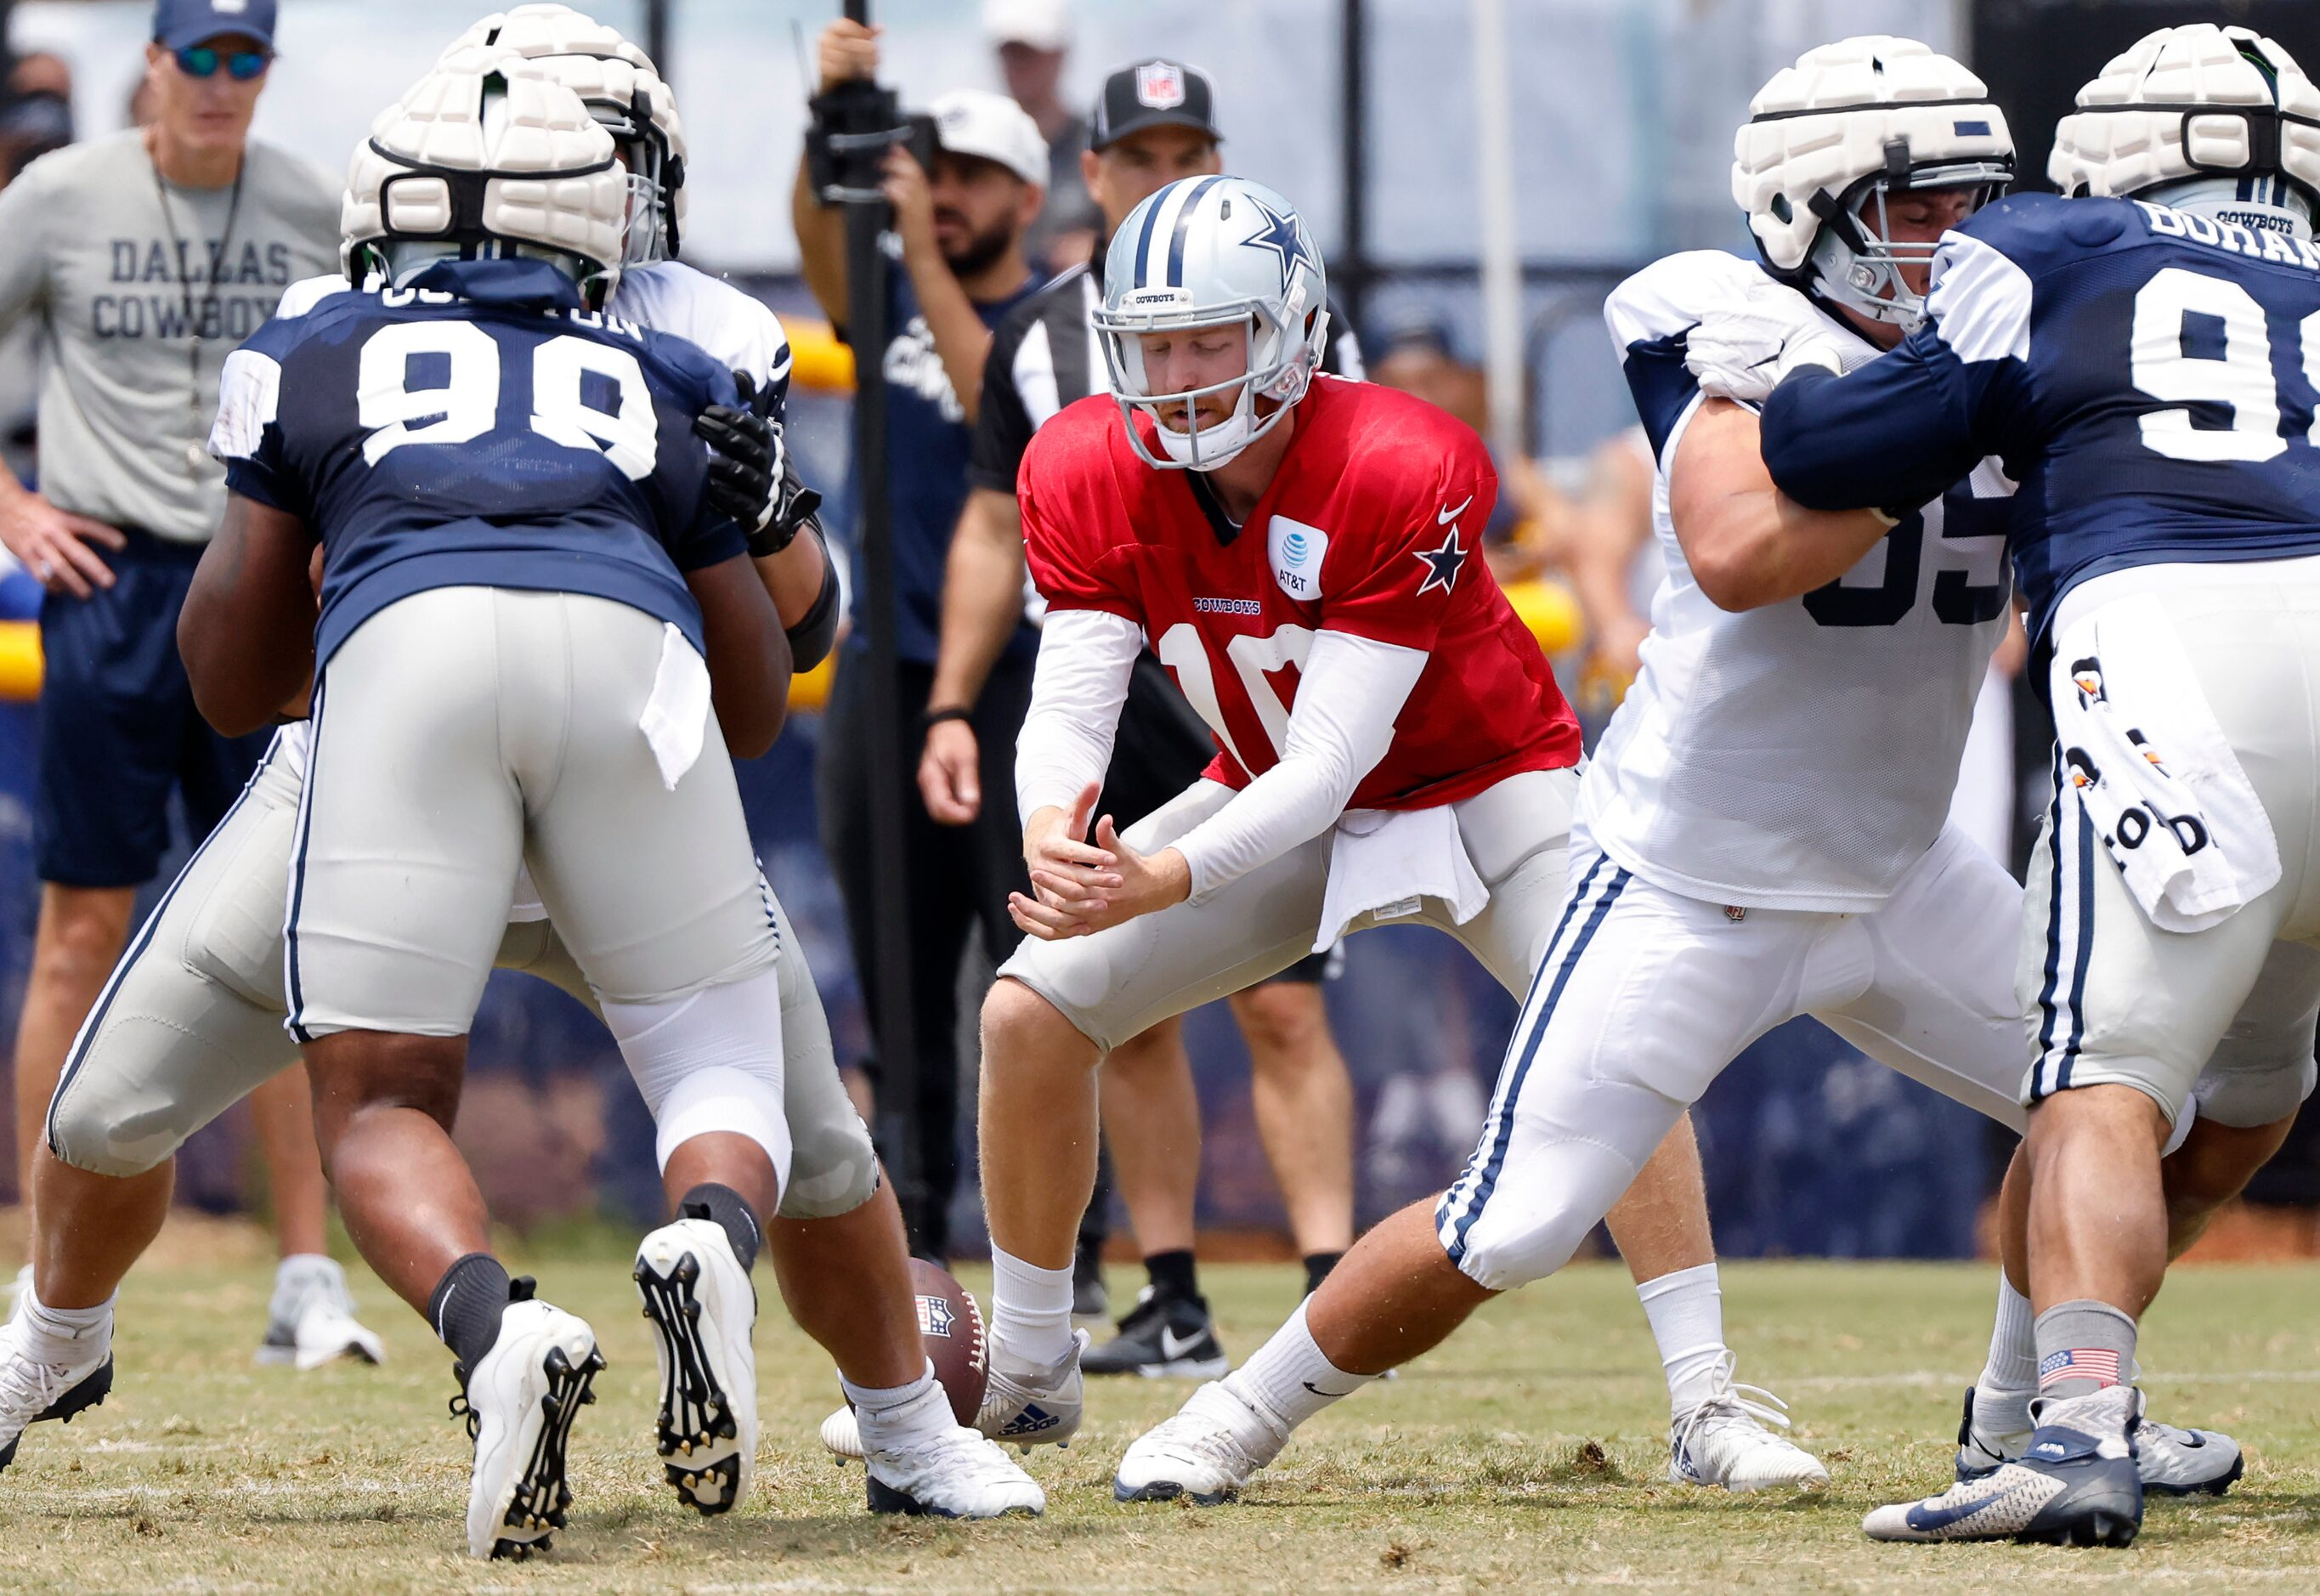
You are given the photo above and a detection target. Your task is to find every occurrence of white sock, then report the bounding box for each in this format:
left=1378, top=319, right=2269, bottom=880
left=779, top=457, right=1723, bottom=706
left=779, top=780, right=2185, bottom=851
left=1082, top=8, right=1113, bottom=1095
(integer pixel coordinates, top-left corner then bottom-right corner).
left=21, top=1291, right=113, bottom=1369
left=1972, top=1275, right=2038, bottom=1439
left=1220, top=1299, right=1371, bottom=1440
left=988, top=1247, right=1075, bottom=1372
left=1637, top=1262, right=1727, bottom=1415
left=843, top=1358, right=954, bottom=1452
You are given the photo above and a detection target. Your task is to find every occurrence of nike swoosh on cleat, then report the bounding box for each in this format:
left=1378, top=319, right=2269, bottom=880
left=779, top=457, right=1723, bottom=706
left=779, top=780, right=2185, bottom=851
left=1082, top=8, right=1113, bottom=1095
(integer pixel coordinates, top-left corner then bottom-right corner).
left=1906, top=1494, right=1999, bottom=1534
left=1157, top=1328, right=1205, bottom=1361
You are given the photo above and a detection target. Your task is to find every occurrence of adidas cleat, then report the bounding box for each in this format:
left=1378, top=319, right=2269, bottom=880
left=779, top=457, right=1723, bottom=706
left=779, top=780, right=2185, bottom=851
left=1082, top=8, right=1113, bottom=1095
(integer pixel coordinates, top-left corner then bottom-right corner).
left=1955, top=1384, right=2243, bottom=1497
left=1669, top=1353, right=1828, bottom=1492
left=456, top=1294, right=603, bottom=1560
left=1867, top=1384, right=2142, bottom=1546
left=976, top=1329, right=1087, bottom=1450
left=1114, top=1380, right=1285, bottom=1504
left=865, top=1423, right=1044, bottom=1519
left=635, top=1219, right=757, bottom=1515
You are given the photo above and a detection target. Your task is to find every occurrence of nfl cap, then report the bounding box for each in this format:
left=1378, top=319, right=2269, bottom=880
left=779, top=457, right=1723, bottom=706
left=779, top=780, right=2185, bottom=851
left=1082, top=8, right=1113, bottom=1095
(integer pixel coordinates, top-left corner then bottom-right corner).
left=1090, top=59, right=1220, bottom=152
left=983, top=0, right=1072, bottom=54
left=929, top=89, right=1049, bottom=187
left=153, top=0, right=278, bottom=51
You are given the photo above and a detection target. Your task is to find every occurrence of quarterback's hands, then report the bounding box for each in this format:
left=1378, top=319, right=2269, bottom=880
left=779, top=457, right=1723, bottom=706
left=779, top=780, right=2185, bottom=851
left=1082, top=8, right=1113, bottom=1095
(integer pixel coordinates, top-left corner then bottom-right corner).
left=1010, top=783, right=1123, bottom=940
left=815, top=18, right=881, bottom=93
left=918, top=716, right=982, bottom=825
left=0, top=487, right=123, bottom=598
left=881, top=147, right=937, bottom=267
left=694, top=371, right=786, bottom=540
left=1683, top=280, right=1855, bottom=404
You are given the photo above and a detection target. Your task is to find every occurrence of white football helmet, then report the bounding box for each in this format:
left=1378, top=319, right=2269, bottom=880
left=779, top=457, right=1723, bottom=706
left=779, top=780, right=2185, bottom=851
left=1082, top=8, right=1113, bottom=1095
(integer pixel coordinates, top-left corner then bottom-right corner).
left=2050, top=24, right=2320, bottom=239
left=342, top=49, right=628, bottom=303
left=1094, top=175, right=1329, bottom=471
left=1734, top=36, right=2013, bottom=330
left=442, top=4, right=688, bottom=264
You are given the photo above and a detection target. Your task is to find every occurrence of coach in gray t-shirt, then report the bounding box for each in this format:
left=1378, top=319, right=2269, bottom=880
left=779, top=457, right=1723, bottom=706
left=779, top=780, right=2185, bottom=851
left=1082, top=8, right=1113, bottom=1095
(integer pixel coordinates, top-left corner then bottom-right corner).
left=0, top=0, right=359, bottom=1364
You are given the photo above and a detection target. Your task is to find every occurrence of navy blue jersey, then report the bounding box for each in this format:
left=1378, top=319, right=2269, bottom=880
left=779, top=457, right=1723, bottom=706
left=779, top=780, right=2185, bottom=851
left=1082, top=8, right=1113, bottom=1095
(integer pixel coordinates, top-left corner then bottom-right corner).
left=1757, top=191, right=2320, bottom=642
left=212, top=257, right=746, bottom=664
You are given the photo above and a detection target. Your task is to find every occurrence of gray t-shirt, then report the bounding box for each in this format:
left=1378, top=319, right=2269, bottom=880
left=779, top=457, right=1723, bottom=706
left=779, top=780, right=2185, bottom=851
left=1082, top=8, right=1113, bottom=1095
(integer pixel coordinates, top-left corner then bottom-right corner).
left=0, top=128, right=338, bottom=542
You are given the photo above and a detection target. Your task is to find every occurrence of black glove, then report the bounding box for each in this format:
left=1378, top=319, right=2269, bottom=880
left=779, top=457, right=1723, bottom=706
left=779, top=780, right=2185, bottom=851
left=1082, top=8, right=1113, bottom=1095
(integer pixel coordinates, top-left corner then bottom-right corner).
left=694, top=369, right=788, bottom=550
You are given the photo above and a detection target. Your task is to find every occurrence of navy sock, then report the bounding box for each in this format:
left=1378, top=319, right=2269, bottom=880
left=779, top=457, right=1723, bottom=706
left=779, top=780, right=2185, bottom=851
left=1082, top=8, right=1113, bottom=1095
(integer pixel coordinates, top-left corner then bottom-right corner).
left=680, top=1181, right=762, bottom=1272
left=428, top=1253, right=512, bottom=1373
left=1145, top=1248, right=1199, bottom=1304
left=1302, top=1252, right=1344, bottom=1297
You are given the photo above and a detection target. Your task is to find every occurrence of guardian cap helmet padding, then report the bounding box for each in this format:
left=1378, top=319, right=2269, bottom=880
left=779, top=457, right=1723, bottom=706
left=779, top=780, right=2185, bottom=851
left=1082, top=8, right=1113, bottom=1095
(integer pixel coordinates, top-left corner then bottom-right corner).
left=1734, top=37, right=2013, bottom=331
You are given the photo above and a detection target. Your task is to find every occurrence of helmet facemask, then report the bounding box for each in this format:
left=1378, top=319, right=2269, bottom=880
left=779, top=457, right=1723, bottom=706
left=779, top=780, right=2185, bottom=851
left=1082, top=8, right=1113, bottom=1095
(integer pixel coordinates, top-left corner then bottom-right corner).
left=1804, top=150, right=2012, bottom=330
left=1095, top=290, right=1324, bottom=472
left=589, top=83, right=683, bottom=265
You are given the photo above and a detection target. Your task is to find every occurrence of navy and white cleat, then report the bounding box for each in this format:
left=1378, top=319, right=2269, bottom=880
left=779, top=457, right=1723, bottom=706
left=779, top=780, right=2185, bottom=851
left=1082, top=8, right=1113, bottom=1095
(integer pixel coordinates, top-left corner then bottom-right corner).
left=1867, top=1384, right=2142, bottom=1546
left=456, top=1293, right=603, bottom=1560
left=635, top=1218, right=757, bottom=1515
left=1955, top=1383, right=2243, bottom=1497
left=1113, top=1380, right=1284, bottom=1504
left=976, top=1329, right=1088, bottom=1451
left=0, top=1315, right=113, bottom=1472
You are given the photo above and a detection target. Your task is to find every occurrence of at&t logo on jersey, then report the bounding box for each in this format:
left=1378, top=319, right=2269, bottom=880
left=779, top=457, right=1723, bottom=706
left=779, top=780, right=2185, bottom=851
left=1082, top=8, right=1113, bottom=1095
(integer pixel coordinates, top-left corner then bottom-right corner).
left=1268, top=514, right=1329, bottom=600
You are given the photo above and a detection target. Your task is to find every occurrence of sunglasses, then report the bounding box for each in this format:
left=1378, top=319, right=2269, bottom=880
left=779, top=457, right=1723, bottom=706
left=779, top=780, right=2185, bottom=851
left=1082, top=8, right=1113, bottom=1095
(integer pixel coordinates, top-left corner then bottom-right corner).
left=172, top=45, right=270, bottom=81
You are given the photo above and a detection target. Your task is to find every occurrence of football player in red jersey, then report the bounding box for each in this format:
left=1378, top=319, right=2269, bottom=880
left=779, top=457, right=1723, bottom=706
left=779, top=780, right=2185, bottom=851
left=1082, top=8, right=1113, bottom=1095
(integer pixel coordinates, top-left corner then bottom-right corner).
left=970, top=176, right=1827, bottom=1493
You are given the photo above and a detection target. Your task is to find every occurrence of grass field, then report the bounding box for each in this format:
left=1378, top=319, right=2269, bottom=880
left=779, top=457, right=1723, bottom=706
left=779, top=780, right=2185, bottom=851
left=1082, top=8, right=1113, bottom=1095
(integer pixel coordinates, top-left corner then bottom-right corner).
left=5, top=1231, right=2320, bottom=1593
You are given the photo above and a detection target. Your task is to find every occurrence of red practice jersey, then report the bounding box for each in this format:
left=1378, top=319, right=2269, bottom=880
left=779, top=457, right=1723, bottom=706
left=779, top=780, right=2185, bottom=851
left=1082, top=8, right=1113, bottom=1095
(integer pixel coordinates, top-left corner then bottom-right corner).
left=1019, top=376, right=1582, bottom=811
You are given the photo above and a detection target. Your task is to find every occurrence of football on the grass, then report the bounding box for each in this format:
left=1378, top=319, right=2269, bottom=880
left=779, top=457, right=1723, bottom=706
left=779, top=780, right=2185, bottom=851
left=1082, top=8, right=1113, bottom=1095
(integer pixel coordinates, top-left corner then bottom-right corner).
left=908, top=1259, right=987, bottom=1425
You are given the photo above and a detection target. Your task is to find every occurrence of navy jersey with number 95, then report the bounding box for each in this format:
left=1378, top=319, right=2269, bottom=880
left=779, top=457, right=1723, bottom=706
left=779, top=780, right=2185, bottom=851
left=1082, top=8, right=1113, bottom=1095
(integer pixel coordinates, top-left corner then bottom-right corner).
left=1757, top=191, right=2320, bottom=642
left=211, top=257, right=746, bottom=665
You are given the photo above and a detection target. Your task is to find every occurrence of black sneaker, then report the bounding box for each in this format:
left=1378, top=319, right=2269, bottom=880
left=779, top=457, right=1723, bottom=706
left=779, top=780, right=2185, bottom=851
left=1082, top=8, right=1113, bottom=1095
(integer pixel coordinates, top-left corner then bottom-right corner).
left=1082, top=1288, right=1229, bottom=1378
left=1072, top=1241, right=1109, bottom=1321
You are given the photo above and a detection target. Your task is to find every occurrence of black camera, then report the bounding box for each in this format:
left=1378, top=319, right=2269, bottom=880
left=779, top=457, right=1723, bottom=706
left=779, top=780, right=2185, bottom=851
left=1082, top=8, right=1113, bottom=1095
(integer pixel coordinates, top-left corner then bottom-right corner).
left=804, top=84, right=943, bottom=205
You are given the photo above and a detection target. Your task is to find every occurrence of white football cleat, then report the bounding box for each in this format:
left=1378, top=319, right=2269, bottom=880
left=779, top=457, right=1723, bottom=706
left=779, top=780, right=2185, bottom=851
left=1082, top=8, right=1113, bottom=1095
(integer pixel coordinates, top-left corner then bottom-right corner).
left=635, top=1218, right=757, bottom=1515
left=1668, top=1354, right=1829, bottom=1492
left=976, top=1329, right=1088, bottom=1450
left=456, top=1296, right=603, bottom=1560
left=0, top=1313, right=113, bottom=1473
left=1955, top=1384, right=2243, bottom=1497
left=866, top=1423, right=1044, bottom=1518
left=1114, top=1380, right=1285, bottom=1504
left=257, top=1257, right=386, bottom=1371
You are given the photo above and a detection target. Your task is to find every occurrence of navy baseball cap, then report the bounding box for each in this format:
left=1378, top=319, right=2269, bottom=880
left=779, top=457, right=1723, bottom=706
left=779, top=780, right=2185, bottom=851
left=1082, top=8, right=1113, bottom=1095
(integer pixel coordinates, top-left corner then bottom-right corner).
left=153, top=0, right=277, bottom=51
left=1090, top=59, right=1220, bottom=152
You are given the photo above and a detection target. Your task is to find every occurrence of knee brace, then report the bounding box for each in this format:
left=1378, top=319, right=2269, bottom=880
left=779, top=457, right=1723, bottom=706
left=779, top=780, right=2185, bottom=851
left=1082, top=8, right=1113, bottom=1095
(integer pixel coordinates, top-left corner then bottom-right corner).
left=602, top=965, right=792, bottom=1195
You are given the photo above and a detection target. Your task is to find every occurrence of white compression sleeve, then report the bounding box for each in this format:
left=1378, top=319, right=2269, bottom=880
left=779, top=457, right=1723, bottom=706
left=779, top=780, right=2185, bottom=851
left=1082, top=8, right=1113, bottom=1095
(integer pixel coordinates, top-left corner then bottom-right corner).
left=1168, top=630, right=1427, bottom=899
left=1014, top=608, right=1142, bottom=823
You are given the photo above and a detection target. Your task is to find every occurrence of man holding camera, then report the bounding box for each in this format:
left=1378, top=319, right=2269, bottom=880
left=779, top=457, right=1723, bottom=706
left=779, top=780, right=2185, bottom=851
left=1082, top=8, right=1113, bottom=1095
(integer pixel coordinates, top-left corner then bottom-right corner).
left=792, top=18, right=1047, bottom=1261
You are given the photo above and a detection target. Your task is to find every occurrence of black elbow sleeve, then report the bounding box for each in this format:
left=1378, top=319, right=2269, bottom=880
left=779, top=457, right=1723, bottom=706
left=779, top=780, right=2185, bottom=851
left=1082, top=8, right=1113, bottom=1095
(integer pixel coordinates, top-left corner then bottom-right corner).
left=786, top=531, right=843, bottom=672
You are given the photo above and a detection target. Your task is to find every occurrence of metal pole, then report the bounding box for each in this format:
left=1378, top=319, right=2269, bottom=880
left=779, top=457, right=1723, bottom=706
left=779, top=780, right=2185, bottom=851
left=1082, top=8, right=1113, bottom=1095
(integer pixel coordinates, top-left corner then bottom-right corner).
left=1339, top=0, right=1370, bottom=340
left=1468, top=0, right=1525, bottom=464
left=829, top=0, right=926, bottom=1249
left=643, top=0, right=671, bottom=78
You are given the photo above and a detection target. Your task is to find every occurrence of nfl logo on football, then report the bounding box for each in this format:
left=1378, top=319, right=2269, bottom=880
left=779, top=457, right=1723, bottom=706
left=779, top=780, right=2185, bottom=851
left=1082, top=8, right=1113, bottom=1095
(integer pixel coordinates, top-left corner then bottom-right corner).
left=1135, top=60, right=1185, bottom=110
left=916, top=1293, right=957, bottom=1338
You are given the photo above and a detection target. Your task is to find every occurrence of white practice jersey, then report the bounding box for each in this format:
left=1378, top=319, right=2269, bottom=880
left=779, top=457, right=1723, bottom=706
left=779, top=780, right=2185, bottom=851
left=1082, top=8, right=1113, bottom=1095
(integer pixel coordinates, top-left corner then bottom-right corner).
left=265, top=260, right=792, bottom=917
left=1581, top=250, right=2012, bottom=912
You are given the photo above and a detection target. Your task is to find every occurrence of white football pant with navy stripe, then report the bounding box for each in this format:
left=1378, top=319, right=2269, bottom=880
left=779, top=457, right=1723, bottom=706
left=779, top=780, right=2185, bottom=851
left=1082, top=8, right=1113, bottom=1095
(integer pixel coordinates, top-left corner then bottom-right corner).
left=1437, top=821, right=2030, bottom=1292
left=2020, top=562, right=2320, bottom=1129
left=286, top=586, right=781, bottom=1039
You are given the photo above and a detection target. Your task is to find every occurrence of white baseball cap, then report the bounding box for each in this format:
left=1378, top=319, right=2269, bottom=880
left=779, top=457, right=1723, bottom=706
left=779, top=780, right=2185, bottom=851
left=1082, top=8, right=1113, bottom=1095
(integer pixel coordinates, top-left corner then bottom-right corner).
left=929, top=88, right=1049, bottom=187
left=982, top=0, right=1071, bottom=53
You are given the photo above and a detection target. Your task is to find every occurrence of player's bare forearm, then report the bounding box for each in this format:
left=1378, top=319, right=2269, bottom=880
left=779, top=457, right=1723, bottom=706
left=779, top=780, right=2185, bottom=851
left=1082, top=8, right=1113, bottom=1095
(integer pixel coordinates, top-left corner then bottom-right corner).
left=687, top=554, right=793, bottom=759
left=1668, top=398, right=1891, bottom=612
left=181, top=495, right=318, bottom=738
left=927, top=488, right=1027, bottom=712
left=905, top=251, right=995, bottom=427
left=755, top=523, right=827, bottom=631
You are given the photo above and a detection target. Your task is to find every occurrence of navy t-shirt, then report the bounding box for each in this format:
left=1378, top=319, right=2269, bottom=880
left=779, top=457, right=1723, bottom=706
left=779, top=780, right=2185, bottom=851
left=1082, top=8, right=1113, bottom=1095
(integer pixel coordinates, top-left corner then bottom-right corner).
left=217, top=258, right=744, bottom=664
left=840, top=267, right=1041, bottom=666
